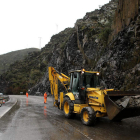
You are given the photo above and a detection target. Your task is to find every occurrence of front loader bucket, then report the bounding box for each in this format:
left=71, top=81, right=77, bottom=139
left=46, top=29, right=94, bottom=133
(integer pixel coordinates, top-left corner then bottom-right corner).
left=104, top=91, right=140, bottom=121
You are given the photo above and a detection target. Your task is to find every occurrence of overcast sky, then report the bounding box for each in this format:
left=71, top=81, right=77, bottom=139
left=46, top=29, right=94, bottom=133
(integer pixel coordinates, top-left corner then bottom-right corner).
left=0, top=0, right=110, bottom=55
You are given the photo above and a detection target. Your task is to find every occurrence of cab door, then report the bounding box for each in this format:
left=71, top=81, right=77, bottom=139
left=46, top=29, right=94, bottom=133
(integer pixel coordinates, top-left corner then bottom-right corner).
left=70, top=72, right=85, bottom=104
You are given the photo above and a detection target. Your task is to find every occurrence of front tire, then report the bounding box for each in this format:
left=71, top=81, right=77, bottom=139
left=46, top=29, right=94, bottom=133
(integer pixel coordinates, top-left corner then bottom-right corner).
left=63, top=97, right=75, bottom=118
left=81, top=107, right=96, bottom=126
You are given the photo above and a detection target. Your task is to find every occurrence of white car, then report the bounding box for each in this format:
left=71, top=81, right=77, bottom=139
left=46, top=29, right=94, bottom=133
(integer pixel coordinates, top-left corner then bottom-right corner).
left=0, top=93, right=3, bottom=96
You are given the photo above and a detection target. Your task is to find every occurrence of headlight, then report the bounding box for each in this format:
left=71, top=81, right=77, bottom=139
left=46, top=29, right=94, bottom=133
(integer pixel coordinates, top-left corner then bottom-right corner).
left=81, top=69, right=85, bottom=74
left=96, top=72, right=99, bottom=75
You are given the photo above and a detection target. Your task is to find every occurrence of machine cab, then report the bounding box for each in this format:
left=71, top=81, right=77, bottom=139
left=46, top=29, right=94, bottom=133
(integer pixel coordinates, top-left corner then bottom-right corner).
left=69, top=69, right=100, bottom=104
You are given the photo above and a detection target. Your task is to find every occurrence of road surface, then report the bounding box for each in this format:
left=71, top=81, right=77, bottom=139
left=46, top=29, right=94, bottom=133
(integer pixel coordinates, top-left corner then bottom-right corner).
left=0, top=95, right=140, bottom=140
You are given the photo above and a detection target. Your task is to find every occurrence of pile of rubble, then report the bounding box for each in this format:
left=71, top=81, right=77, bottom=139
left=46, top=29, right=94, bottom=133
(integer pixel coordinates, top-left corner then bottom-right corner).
left=115, top=95, right=140, bottom=108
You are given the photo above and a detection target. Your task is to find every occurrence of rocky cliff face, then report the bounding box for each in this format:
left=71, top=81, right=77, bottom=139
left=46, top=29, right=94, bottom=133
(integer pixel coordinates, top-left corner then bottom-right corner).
left=2, top=0, right=140, bottom=95
left=95, top=0, right=140, bottom=91
left=29, top=0, right=140, bottom=94
left=29, top=0, right=119, bottom=94
left=96, top=19, right=140, bottom=91
left=112, top=0, right=139, bottom=36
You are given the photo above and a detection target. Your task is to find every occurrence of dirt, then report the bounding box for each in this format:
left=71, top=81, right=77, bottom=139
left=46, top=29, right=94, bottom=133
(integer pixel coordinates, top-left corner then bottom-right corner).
left=115, top=95, right=140, bottom=108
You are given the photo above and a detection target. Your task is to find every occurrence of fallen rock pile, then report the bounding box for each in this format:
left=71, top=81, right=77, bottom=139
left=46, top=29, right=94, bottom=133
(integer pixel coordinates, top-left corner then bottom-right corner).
left=115, top=95, right=140, bottom=108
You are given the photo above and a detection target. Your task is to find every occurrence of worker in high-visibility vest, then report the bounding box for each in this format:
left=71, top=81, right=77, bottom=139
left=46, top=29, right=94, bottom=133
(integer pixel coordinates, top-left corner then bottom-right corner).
left=26, top=92, right=28, bottom=98
left=44, top=92, right=47, bottom=103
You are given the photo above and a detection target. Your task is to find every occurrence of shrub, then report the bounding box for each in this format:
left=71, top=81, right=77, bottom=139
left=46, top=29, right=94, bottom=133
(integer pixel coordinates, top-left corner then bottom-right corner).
left=99, top=27, right=111, bottom=45
left=98, top=19, right=112, bottom=46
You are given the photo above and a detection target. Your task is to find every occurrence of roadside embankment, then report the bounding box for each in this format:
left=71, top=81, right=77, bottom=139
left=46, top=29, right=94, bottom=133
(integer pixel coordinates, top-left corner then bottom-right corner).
left=0, top=96, right=18, bottom=118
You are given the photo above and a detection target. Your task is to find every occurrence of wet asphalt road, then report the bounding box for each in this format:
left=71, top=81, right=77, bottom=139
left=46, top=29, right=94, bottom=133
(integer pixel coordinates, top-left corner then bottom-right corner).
left=0, top=95, right=140, bottom=140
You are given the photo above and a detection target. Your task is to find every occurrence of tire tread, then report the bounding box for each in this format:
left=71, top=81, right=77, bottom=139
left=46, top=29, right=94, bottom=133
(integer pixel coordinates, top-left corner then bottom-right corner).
left=81, top=107, right=96, bottom=126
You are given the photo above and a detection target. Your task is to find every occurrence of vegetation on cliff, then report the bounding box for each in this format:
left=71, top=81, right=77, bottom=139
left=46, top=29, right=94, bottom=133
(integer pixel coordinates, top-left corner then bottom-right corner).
left=0, top=48, right=40, bottom=75
left=1, top=51, right=44, bottom=94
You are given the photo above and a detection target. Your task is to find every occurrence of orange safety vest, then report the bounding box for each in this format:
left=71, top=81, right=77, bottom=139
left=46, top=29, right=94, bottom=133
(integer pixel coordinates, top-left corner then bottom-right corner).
left=26, top=92, right=28, bottom=97
left=44, top=92, right=47, bottom=99
left=44, top=92, right=47, bottom=103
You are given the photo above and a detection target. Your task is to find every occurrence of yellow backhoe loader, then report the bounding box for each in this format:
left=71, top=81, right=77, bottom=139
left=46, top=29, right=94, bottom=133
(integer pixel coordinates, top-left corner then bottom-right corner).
left=49, top=67, right=140, bottom=126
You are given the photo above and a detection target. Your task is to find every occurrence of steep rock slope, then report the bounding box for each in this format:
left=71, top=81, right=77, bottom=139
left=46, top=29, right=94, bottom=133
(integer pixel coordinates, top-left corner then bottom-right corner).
left=31, top=0, right=140, bottom=94
left=96, top=15, right=140, bottom=91
left=30, top=0, right=118, bottom=94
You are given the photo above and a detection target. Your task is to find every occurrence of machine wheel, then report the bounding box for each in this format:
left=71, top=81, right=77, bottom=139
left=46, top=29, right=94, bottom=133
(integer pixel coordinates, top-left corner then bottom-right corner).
left=81, top=107, right=96, bottom=126
left=63, top=97, right=75, bottom=118
left=0, top=104, right=2, bottom=107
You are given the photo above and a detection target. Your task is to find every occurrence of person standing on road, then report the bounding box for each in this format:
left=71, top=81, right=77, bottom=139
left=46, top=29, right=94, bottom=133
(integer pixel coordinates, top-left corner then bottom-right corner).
left=44, top=92, right=47, bottom=104
left=26, top=92, right=28, bottom=98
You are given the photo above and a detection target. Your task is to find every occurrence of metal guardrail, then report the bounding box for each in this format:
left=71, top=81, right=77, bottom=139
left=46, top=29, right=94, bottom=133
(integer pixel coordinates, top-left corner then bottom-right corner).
left=0, top=95, right=9, bottom=107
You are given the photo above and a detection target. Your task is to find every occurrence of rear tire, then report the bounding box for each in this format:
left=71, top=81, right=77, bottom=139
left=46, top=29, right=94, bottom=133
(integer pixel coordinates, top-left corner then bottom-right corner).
left=63, top=97, right=75, bottom=118
left=81, top=107, right=96, bottom=126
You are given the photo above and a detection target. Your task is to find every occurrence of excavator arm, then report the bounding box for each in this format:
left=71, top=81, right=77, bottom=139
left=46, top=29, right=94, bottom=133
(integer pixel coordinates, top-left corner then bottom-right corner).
left=48, top=67, right=70, bottom=106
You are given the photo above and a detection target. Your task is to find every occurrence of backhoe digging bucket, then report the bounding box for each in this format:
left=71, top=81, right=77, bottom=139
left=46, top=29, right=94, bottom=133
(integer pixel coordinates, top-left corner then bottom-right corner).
left=104, top=91, right=140, bottom=121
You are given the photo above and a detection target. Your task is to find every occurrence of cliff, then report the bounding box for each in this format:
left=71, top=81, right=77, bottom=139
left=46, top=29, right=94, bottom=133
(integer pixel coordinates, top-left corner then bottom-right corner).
left=112, top=0, right=139, bottom=36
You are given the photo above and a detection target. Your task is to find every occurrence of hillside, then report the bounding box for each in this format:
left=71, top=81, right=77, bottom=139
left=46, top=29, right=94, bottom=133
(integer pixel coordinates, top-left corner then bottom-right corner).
left=1, top=0, right=140, bottom=95
left=0, top=48, right=40, bottom=75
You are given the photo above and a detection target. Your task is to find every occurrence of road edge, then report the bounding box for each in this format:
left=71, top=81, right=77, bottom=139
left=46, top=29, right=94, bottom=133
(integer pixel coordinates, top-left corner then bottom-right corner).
left=0, top=98, right=18, bottom=119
